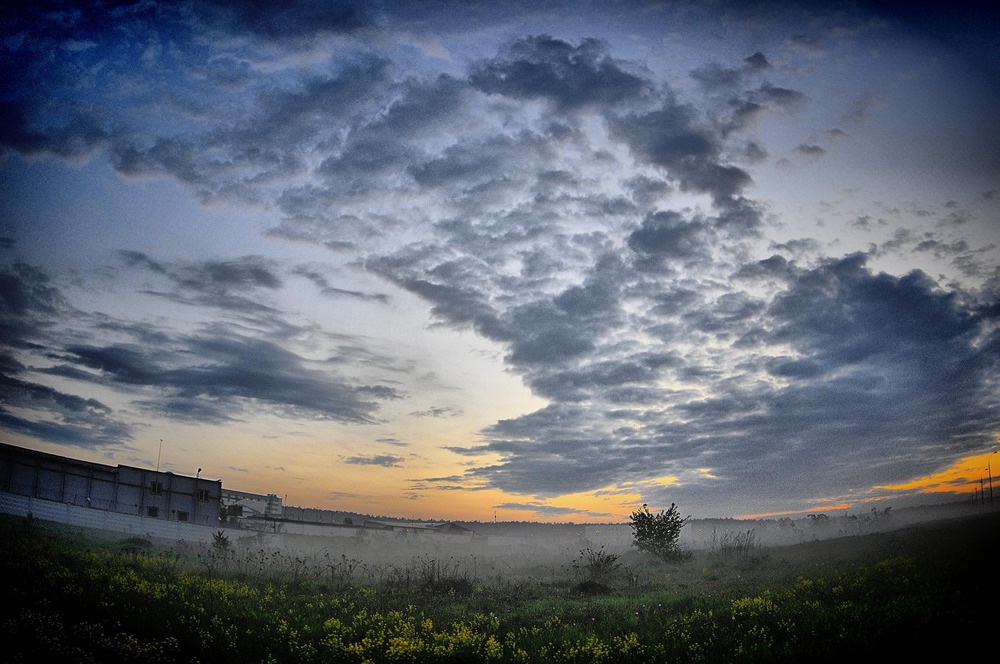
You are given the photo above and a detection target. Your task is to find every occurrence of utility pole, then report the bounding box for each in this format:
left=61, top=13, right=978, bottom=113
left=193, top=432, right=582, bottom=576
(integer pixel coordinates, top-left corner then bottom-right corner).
left=988, top=456, right=994, bottom=506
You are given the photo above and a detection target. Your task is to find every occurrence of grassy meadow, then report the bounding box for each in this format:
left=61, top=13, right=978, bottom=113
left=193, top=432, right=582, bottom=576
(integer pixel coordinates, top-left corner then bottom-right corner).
left=2, top=508, right=997, bottom=662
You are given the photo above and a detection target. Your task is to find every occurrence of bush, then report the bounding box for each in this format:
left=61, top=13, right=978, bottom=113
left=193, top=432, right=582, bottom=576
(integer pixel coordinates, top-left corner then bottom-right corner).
left=629, top=503, right=690, bottom=562
left=711, top=528, right=762, bottom=564
left=571, top=546, right=621, bottom=592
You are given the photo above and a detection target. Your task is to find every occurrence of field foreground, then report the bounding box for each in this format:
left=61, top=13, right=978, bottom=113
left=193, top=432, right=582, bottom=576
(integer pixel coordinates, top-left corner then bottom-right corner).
left=3, top=508, right=998, bottom=662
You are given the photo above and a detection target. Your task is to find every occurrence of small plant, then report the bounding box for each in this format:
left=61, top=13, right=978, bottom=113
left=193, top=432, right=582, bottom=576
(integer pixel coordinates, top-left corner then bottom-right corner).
left=711, top=528, right=762, bottom=563
left=629, top=502, right=690, bottom=562
left=212, top=530, right=231, bottom=551
left=574, top=546, right=621, bottom=584
left=571, top=546, right=621, bottom=594
left=324, top=552, right=361, bottom=591
left=413, top=555, right=476, bottom=596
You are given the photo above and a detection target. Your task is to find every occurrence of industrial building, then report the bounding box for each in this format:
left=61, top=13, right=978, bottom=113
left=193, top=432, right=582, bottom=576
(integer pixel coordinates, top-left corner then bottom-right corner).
left=220, top=487, right=283, bottom=520
left=0, top=442, right=476, bottom=545
left=0, top=442, right=222, bottom=527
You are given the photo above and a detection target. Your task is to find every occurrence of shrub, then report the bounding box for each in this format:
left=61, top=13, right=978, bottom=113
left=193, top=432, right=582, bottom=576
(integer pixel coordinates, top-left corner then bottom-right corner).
left=711, top=528, right=762, bottom=563
left=629, top=503, right=690, bottom=562
left=571, top=546, right=622, bottom=593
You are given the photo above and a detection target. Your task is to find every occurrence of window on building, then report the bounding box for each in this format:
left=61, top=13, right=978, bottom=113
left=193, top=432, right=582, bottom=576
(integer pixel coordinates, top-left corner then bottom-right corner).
left=197, top=488, right=211, bottom=502
left=147, top=506, right=159, bottom=518
left=149, top=481, right=163, bottom=495
left=176, top=511, right=188, bottom=522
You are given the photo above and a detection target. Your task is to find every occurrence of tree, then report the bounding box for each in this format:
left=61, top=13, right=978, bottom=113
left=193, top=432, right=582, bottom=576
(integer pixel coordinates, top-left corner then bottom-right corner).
left=629, top=502, right=690, bottom=562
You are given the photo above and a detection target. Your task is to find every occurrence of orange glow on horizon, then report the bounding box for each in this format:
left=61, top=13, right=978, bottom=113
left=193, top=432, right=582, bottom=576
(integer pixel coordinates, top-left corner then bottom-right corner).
left=737, top=445, right=1000, bottom=520
left=219, top=438, right=1000, bottom=523
left=876, top=449, right=999, bottom=496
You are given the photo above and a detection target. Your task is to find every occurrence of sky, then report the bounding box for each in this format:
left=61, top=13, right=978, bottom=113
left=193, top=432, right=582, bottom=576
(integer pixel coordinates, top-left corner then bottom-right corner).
left=1, top=0, right=999, bottom=523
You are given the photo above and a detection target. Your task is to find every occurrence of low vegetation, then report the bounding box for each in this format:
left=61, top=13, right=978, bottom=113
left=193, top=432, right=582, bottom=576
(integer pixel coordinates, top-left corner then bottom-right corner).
left=2, top=508, right=996, bottom=662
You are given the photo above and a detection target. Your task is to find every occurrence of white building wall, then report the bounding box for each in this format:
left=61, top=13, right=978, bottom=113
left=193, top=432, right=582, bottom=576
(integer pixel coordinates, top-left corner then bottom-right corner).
left=0, top=491, right=247, bottom=544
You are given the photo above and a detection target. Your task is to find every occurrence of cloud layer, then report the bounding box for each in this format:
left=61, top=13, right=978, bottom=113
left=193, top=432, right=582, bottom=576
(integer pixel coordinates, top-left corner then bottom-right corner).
left=2, top=0, right=998, bottom=517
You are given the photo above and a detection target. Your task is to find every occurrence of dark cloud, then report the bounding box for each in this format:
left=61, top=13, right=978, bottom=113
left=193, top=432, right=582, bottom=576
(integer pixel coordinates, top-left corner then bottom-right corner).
left=754, top=84, right=806, bottom=109
left=175, top=258, right=282, bottom=292
left=767, top=254, right=985, bottom=372
left=610, top=102, right=752, bottom=202
left=0, top=262, right=65, bottom=322
left=744, top=52, right=770, bottom=71
left=740, top=141, right=768, bottom=162
left=493, top=501, right=615, bottom=519
left=46, top=333, right=402, bottom=425
left=393, top=277, right=504, bottom=337
left=309, top=74, right=475, bottom=200
left=733, top=254, right=796, bottom=281
left=625, top=175, right=673, bottom=206
left=691, top=63, right=745, bottom=90
left=291, top=266, right=389, bottom=303
left=214, top=335, right=391, bottom=419
left=0, top=409, right=131, bottom=448
left=0, top=372, right=133, bottom=447
left=376, top=436, right=409, bottom=447
left=343, top=454, right=403, bottom=467
left=504, top=300, right=596, bottom=365
left=408, top=132, right=547, bottom=191
left=469, top=34, right=652, bottom=111
left=410, top=406, right=463, bottom=418
left=0, top=98, right=109, bottom=161
left=194, top=0, right=373, bottom=46
left=719, top=83, right=808, bottom=136
left=120, top=252, right=287, bottom=314
left=795, top=144, right=826, bottom=157
left=690, top=51, right=770, bottom=90
left=59, top=344, right=161, bottom=385
left=627, top=210, right=711, bottom=264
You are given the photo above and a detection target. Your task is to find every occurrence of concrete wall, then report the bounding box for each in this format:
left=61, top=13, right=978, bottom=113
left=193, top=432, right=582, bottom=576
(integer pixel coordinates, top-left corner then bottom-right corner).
left=0, top=491, right=234, bottom=543
left=0, top=490, right=479, bottom=552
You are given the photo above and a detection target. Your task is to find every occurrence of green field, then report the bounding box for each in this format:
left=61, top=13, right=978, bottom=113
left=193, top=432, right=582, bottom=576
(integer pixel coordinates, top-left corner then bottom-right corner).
left=3, top=509, right=997, bottom=662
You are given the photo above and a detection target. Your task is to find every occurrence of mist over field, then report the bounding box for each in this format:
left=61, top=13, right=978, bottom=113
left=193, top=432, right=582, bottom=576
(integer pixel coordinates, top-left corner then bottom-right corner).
left=5, top=502, right=998, bottom=661
left=208, top=499, right=990, bottom=575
